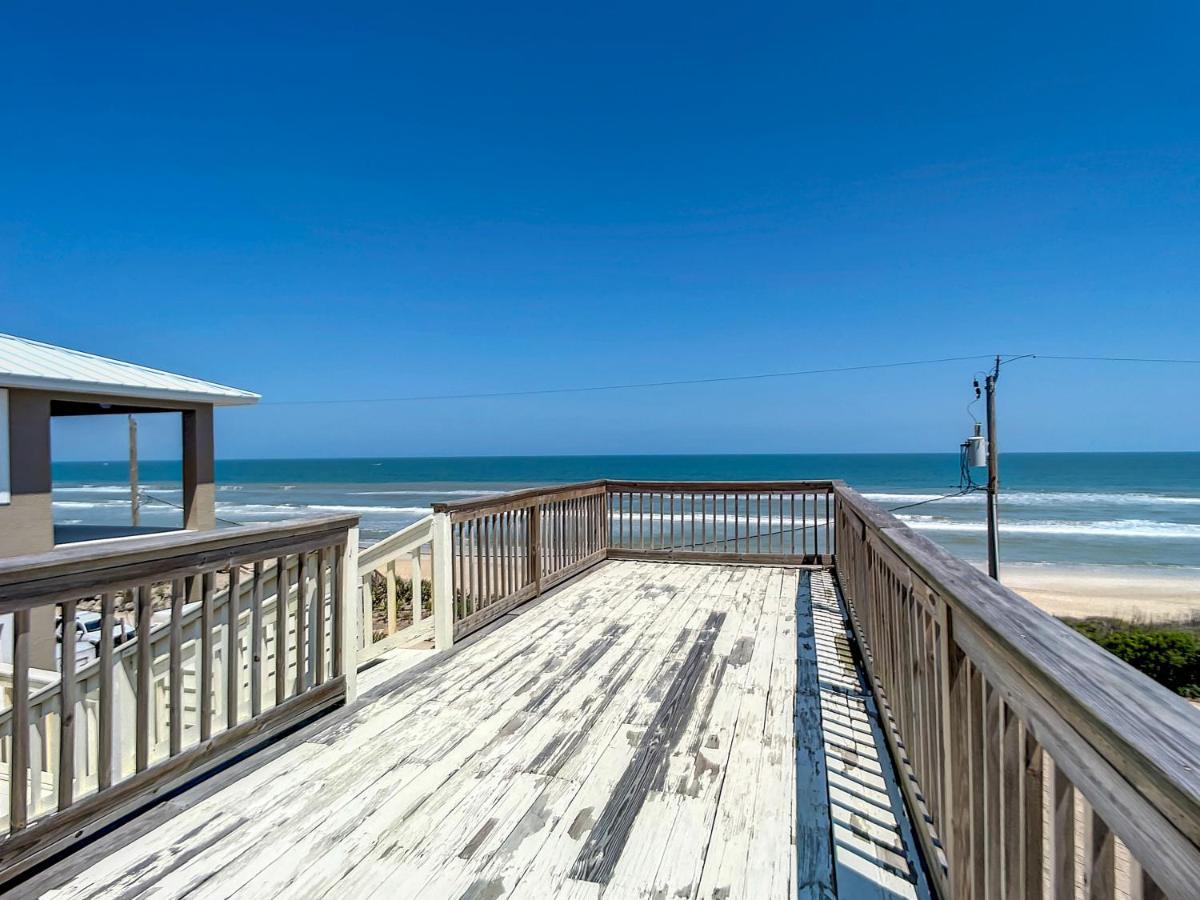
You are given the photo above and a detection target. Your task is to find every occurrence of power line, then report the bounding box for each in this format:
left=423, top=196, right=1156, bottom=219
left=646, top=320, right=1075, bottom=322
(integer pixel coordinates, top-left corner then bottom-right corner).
left=1034, top=355, right=1200, bottom=364
left=139, top=490, right=243, bottom=527
left=254, top=354, right=1003, bottom=407
left=239, top=350, right=1200, bottom=409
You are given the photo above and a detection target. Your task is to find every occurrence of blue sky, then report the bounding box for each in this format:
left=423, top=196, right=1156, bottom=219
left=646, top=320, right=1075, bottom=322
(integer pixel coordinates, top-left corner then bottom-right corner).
left=3, top=2, right=1199, bottom=460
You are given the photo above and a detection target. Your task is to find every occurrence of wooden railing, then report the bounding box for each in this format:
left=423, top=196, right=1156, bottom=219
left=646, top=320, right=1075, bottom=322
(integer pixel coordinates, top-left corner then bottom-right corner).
left=428, top=480, right=832, bottom=644
left=431, top=481, right=608, bottom=643
left=605, top=480, right=834, bottom=563
left=0, top=554, right=318, bottom=817
left=0, top=516, right=359, bottom=884
left=833, top=482, right=1200, bottom=899
left=356, top=515, right=434, bottom=660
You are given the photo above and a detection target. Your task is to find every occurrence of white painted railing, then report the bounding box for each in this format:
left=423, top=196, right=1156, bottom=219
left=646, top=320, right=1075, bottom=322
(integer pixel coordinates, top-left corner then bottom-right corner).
left=0, top=517, right=359, bottom=884
left=356, top=515, right=437, bottom=660
left=0, top=557, right=324, bottom=813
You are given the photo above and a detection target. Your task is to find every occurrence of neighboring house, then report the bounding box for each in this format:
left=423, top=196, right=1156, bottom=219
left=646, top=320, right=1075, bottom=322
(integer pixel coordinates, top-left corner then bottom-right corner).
left=0, top=331, right=258, bottom=670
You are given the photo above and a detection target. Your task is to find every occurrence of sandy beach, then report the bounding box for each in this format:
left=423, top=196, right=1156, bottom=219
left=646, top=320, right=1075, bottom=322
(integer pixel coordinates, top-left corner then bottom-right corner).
left=987, top=562, right=1200, bottom=621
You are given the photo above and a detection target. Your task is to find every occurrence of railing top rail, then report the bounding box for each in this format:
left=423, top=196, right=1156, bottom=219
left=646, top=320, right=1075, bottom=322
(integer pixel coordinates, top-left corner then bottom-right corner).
left=358, top=514, right=434, bottom=572
left=605, top=479, right=838, bottom=492
left=431, top=478, right=840, bottom=517
left=431, top=480, right=607, bottom=518
left=833, top=482, right=1200, bottom=845
left=0, top=515, right=358, bottom=608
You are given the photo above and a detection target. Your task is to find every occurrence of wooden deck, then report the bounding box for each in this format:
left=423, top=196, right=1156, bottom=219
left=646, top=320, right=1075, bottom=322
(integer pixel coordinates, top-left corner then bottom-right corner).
left=21, top=560, right=928, bottom=900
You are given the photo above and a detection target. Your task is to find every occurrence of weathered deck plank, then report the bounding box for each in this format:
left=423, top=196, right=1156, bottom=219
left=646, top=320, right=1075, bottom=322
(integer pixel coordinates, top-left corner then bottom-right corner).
left=30, top=561, right=929, bottom=900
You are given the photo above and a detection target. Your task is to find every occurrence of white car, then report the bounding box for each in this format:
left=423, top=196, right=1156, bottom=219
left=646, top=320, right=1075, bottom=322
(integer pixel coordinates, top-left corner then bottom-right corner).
left=57, top=610, right=134, bottom=665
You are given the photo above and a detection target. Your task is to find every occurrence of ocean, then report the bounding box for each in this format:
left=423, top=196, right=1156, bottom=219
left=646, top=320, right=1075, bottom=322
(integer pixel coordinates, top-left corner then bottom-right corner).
left=50, top=453, right=1200, bottom=569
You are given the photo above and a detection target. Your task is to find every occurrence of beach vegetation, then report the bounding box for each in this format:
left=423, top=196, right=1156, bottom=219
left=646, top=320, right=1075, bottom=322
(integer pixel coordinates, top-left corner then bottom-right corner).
left=1064, top=616, right=1200, bottom=698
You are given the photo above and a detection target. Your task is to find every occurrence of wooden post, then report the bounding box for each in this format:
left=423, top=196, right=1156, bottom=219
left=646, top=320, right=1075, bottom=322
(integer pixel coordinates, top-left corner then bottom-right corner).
left=985, top=356, right=1000, bottom=580
left=58, top=600, right=77, bottom=810
left=410, top=547, right=423, bottom=624
left=181, top=406, right=215, bottom=531
left=11, top=609, right=30, bottom=831
left=432, top=512, right=454, bottom=651
left=340, top=529, right=360, bottom=703
left=128, top=415, right=140, bottom=527
left=528, top=504, right=542, bottom=595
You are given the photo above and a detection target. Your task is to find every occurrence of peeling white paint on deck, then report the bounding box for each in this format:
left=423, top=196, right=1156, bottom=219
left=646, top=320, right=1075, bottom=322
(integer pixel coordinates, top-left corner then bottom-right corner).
left=22, top=562, right=929, bottom=900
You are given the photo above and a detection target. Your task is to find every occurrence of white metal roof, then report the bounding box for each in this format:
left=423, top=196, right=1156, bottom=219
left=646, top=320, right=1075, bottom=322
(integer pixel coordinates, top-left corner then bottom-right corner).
left=0, top=333, right=260, bottom=406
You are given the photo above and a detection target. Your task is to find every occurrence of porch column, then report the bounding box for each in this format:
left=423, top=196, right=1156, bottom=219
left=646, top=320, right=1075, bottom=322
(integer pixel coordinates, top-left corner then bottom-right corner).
left=182, top=405, right=216, bottom=530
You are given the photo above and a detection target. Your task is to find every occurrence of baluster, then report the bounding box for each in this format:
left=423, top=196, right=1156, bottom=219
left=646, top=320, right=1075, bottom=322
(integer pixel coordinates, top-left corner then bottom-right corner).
left=58, top=599, right=77, bottom=810
left=200, top=572, right=214, bottom=740
left=98, top=592, right=115, bottom=791
left=999, top=702, right=1020, bottom=897
left=473, top=519, right=483, bottom=613
left=315, top=549, right=327, bottom=685
left=824, top=491, right=832, bottom=555
left=814, top=491, right=821, bottom=554
left=385, top=560, right=397, bottom=635
left=251, top=561, right=264, bottom=716
left=10, top=609, right=30, bottom=829
left=480, top=516, right=489, bottom=606
left=1085, top=803, right=1115, bottom=899
left=225, top=566, right=241, bottom=729
left=452, top=523, right=462, bottom=617
left=1022, top=724, right=1045, bottom=900
left=1053, top=761, right=1076, bottom=899
left=984, top=682, right=1002, bottom=898
left=169, top=579, right=184, bottom=756
left=295, top=553, right=308, bottom=696
left=332, top=543, right=345, bottom=679
left=275, top=556, right=289, bottom=706
left=1130, top=860, right=1166, bottom=900
left=135, top=584, right=152, bottom=771
left=943, top=622, right=972, bottom=898
left=411, top=547, right=424, bottom=624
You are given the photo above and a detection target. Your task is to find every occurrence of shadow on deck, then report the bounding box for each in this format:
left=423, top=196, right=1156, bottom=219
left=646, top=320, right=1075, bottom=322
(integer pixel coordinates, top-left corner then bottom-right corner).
left=20, top=560, right=928, bottom=900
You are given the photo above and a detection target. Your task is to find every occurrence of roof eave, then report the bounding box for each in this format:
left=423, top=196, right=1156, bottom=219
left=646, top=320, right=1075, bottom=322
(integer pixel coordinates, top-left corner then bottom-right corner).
left=0, top=374, right=260, bottom=407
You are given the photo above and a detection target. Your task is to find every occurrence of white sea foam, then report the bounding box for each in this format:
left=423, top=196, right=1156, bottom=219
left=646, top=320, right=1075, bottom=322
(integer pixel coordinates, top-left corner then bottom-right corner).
left=54, top=485, right=135, bottom=494
left=866, top=491, right=1200, bottom=507
left=349, top=489, right=502, bottom=497
left=305, top=504, right=432, bottom=516
left=212, top=502, right=431, bottom=517
left=896, top=516, right=1200, bottom=539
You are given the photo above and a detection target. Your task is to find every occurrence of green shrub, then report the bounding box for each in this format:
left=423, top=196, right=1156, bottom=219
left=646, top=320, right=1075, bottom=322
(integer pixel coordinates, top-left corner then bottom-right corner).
left=1063, top=617, right=1200, bottom=697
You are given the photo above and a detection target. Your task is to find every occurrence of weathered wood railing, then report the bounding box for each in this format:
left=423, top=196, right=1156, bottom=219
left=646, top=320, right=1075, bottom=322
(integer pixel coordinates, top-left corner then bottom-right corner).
left=431, top=481, right=608, bottom=644
left=0, top=554, right=320, bottom=814
left=0, top=516, right=359, bottom=883
left=356, top=514, right=434, bottom=661
left=833, top=482, right=1200, bottom=899
left=605, top=480, right=834, bottom=563
left=428, top=480, right=832, bottom=645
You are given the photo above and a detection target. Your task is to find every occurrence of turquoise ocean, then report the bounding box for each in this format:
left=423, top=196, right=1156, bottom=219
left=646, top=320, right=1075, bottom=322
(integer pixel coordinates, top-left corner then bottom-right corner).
left=51, top=453, right=1200, bottom=569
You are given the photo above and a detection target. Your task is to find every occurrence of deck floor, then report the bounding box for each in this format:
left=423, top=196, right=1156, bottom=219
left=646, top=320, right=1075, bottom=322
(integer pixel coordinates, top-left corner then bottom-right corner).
left=25, top=560, right=927, bottom=900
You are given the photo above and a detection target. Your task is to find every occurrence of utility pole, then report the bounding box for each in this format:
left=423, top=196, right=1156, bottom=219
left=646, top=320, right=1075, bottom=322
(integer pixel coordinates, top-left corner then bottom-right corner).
left=129, top=414, right=140, bottom=527
left=985, top=356, right=1000, bottom=579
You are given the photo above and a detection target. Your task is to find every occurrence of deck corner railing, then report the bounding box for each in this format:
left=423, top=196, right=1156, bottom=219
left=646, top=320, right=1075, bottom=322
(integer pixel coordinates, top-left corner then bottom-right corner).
left=426, top=479, right=837, bottom=647
left=832, top=482, right=1200, bottom=900
left=356, top=515, right=435, bottom=659
left=0, top=516, right=359, bottom=886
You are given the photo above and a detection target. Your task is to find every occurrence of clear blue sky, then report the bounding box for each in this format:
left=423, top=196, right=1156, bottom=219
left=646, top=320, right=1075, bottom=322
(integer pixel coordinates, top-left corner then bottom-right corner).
left=3, top=2, right=1198, bottom=460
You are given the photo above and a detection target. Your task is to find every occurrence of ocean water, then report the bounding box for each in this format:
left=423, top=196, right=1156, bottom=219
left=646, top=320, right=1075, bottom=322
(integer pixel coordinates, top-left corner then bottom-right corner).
left=50, top=453, right=1200, bottom=568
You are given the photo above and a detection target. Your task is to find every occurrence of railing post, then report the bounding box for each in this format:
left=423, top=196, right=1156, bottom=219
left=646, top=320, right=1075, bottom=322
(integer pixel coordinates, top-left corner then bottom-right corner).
left=340, top=527, right=360, bottom=704
left=528, top=503, right=542, bottom=595
left=432, top=512, right=454, bottom=651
